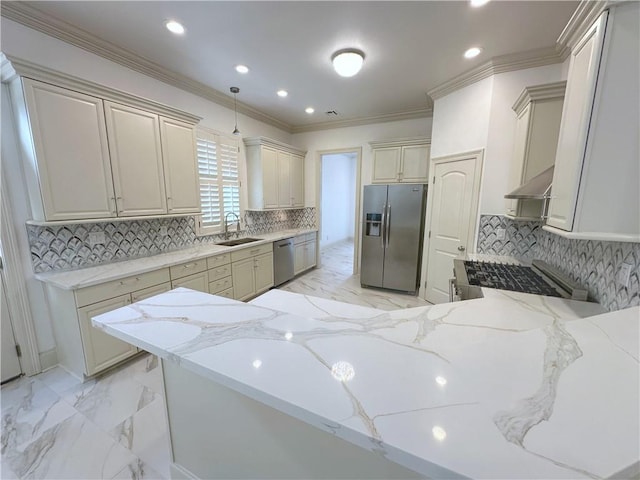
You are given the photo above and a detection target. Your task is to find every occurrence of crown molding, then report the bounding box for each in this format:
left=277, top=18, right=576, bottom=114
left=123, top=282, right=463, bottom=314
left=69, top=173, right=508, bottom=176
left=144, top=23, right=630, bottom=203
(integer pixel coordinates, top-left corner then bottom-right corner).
left=2, top=54, right=202, bottom=124
left=243, top=136, right=307, bottom=156
left=427, top=46, right=564, bottom=100
left=512, top=81, right=567, bottom=115
left=291, top=108, right=433, bottom=134
left=1, top=1, right=293, bottom=133
left=369, top=136, right=431, bottom=149
left=556, top=1, right=609, bottom=59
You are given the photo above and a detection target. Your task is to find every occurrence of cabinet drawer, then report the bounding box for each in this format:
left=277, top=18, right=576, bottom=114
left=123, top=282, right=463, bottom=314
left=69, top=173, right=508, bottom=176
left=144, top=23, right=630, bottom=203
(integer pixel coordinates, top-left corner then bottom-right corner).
left=206, top=253, right=231, bottom=269
left=208, top=276, right=233, bottom=295
left=75, top=268, right=170, bottom=307
left=304, top=232, right=316, bottom=243
left=231, top=243, right=273, bottom=262
left=131, top=282, right=171, bottom=303
left=170, top=259, right=207, bottom=280
left=171, top=271, right=208, bottom=293
left=294, top=234, right=306, bottom=245
left=217, top=287, right=234, bottom=299
left=208, top=264, right=232, bottom=282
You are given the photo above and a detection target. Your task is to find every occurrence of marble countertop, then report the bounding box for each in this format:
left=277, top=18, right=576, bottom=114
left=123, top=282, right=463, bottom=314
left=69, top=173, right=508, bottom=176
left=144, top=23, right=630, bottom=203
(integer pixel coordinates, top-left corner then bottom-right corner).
left=92, top=287, right=639, bottom=479
left=35, top=229, right=316, bottom=290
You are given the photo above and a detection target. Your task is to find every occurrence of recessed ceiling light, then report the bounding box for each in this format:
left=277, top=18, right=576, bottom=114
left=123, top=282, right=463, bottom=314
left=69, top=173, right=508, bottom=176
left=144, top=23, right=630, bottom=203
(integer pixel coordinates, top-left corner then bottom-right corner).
left=305, top=107, right=315, bottom=114
left=464, top=47, right=482, bottom=59
left=470, top=0, right=490, bottom=7
left=235, top=64, right=249, bottom=74
left=331, top=49, right=365, bottom=77
left=277, top=89, right=288, bottom=98
left=165, top=20, right=185, bottom=35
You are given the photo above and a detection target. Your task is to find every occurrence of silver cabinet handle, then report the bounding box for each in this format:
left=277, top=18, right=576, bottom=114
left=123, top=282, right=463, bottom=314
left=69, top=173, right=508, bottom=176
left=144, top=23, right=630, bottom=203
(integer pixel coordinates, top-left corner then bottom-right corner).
left=458, top=246, right=466, bottom=252
left=449, top=278, right=456, bottom=302
left=119, top=277, right=140, bottom=286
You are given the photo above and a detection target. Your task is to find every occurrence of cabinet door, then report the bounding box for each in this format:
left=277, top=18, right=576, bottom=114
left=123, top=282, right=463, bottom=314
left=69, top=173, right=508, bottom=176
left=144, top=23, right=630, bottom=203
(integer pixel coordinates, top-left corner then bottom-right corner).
left=294, top=242, right=305, bottom=275
left=254, top=252, right=274, bottom=295
left=160, top=117, right=200, bottom=214
left=22, top=79, right=116, bottom=221
left=261, top=147, right=279, bottom=209
left=304, top=241, right=317, bottom=270
left=505, top=104, right=532, bottom=217
left=232, top=257, right=256, bottom=301
left=278, top=151, right=292, bottom=207
left=77, top=295, right=137, bottom=376
left=130, top=282, right=172, bottom=303
left=290, top=154, right=305, bottom=207
left=171, top=272, right=209, bottom=293
left=372, top=148, right=401, bottom=183
left=400, top=145, right=429, bottom=182
left=104, top=101, right=167, bottom=216
left=547, top=14, right=607, bottom=231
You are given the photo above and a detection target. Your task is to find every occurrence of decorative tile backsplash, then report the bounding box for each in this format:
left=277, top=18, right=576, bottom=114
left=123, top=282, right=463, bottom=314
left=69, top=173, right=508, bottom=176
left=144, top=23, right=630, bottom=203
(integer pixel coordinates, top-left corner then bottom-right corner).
left=28, top=208, right=316, bottom=273
left=477, top=214, right=640, bottom=311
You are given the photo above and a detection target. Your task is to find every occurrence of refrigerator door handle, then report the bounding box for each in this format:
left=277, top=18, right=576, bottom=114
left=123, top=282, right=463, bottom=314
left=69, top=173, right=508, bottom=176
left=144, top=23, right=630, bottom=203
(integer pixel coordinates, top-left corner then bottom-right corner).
left=381, top=203, right=387, bottom=248
left=386, top=204, right=391, bottom=248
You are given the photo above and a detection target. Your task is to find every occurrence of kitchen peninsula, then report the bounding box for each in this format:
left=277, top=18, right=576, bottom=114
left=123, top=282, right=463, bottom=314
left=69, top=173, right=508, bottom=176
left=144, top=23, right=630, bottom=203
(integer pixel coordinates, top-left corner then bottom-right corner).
left=92, top=287, right=639, bottom=479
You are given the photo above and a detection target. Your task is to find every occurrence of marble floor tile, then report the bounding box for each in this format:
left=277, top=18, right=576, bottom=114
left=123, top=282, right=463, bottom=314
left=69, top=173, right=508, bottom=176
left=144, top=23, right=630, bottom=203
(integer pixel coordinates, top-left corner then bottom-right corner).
left=110, top=458, right=164, bottom=480
left=35, top=366, right=83, bottom=396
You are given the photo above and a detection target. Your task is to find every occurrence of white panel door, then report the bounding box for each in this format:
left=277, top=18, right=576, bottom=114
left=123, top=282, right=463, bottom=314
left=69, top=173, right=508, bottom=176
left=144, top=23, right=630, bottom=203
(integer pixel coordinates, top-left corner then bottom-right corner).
left=232, top=258, right=256, bottom=301
left=425, top=158, right=479, bottom=304
left=290, top=154, right=305, bottom=207
left=254, top=253, right=274, bottom=295
left=23, top=79, right=116, bottom=220
left=1, top=269, right=22, bottom=383
left=105, top=101, right=167, bottom=216
left=400, top=145, right=429, bottom=182
left=547, top=13, right=607, bottom=231
left=372, top=148, right=400, bottom=183
left=160, top=117, right=200, bottom=214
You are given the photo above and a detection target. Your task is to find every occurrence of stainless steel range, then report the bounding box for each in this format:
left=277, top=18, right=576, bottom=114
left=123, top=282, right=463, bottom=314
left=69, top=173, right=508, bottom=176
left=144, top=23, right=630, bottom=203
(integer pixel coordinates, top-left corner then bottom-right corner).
left=451, top=259, right=589, bottom=302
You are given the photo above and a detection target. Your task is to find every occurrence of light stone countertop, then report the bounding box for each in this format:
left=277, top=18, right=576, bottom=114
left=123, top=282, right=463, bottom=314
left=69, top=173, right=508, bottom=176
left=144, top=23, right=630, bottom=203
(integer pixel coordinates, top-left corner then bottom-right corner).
left=34, top=229, right=317, bottom=290
left=92, top=287, right=639, bottom=479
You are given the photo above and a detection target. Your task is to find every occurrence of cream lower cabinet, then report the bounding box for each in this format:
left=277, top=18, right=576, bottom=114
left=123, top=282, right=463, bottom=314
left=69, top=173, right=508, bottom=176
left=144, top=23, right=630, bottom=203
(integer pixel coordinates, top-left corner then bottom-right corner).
left=45, top=268, right=171, bottom=379
left=294, top=233, right=317, bottom=275
left=231, top=243, right=274, bottom=301
left=370, top=139, right=430, bottom=184
left=170, top=258, right=209, bottom=293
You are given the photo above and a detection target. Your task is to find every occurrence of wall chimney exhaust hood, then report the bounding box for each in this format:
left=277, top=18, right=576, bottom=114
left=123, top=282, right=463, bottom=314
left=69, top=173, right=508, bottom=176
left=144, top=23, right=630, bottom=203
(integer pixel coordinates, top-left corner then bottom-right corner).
left=505, top=165, right=554, bottom=200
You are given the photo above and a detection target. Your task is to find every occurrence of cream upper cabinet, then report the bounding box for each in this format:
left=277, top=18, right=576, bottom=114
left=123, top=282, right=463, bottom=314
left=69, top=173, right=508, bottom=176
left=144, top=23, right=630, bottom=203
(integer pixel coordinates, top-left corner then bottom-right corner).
left=290, top=154, right=305, bottom=207
left=244, top=137, right=306, bottom=210
left=3, top=62, right=202, bottom=223
left=505, top=82, right=565, bottom=220
left=546, top=4, right=639, bottom=241
left=104, top=101, right=167, bottom=217
left=19, top=79, right=116, bottom=221
left=370, top=138, right=430, bottom=184
left=160, top=117, right=200, bottom=214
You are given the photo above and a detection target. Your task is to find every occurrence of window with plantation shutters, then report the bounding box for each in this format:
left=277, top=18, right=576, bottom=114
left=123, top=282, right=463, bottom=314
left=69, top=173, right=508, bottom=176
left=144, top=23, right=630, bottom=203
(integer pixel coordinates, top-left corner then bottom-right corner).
left=196, top=129, right=240, bottom=234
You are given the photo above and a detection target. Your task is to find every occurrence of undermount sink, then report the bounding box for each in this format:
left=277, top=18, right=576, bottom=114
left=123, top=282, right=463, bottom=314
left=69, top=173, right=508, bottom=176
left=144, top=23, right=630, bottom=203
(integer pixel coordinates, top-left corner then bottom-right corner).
left=216, top=237, right=262, bottom=247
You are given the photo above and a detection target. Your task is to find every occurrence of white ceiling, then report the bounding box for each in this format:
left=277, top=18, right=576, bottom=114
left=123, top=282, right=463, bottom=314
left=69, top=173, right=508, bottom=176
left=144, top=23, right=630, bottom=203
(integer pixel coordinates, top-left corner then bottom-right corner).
left=9, top=1, right=578, bottom=131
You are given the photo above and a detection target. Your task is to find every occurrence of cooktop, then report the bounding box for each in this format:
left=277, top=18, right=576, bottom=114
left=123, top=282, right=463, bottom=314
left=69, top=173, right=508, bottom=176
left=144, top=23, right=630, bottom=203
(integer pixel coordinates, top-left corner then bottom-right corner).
left=462, top=260, right=562, bottom=297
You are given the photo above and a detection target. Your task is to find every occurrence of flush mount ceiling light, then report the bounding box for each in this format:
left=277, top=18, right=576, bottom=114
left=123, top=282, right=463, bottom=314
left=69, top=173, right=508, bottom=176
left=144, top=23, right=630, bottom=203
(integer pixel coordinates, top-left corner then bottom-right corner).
left=464, top=47, right=483, bottom=59
left=235, top=64, right=249, bottom=74
left=305, top=107, right=315, bottom=114
left=470, top=0, right=490, bottom=7
left=165, top=20, right=185, bottom=35
left=277, top=89, right=288, bottom=98
left=230, top=87, right=240, bottom=136
left=331, top=49, right=365, bottom=77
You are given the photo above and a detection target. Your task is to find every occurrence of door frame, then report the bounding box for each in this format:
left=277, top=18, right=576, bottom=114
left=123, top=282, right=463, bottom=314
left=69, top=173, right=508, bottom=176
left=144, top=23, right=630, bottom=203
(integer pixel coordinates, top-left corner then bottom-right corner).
left=0, top=175, right=41, bottom=376
left=315, top=147, right=362, bottom=274
left=419, top=149, right=484, bottom=300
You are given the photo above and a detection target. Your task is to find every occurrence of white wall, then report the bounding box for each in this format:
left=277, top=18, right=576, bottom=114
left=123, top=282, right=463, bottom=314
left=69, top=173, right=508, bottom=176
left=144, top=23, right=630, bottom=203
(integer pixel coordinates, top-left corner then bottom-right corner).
left=0, top=18, right=293, bottom=365
left=320, top=153, right=356, bottom=249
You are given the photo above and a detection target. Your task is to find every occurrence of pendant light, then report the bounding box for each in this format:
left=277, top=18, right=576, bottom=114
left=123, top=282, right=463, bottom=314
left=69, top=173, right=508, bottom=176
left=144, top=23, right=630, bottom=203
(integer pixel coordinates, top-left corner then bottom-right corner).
left=230, top=86, right=240, bottom=135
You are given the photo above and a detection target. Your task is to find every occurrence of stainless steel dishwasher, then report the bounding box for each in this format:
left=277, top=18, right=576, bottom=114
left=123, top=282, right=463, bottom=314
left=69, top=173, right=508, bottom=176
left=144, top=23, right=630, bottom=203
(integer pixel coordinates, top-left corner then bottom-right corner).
left=273, top=238, right=295, bottom=286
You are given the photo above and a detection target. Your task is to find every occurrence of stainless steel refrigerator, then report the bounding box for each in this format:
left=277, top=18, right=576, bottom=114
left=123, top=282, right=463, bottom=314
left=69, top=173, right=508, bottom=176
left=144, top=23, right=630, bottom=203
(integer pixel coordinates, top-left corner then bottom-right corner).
left=360, top=184, right=427, bottom=294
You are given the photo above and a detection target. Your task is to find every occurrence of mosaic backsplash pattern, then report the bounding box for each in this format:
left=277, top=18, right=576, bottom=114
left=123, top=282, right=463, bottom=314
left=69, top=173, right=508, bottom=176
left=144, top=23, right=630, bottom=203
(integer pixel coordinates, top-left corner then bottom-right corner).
left=477, top=214, right=640, bottom=311
left=28, top=208, right=316, bottom=273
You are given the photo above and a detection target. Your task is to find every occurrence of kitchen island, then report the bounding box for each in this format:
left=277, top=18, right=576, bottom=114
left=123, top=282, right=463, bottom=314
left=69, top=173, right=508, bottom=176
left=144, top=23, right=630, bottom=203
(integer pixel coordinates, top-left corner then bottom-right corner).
left=92, top=288, right=639, bottom=479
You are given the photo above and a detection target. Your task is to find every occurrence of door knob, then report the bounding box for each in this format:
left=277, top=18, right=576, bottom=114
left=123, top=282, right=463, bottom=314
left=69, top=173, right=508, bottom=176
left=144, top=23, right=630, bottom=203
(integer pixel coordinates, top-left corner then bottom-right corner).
left=457, top=246, right=466, bottom=252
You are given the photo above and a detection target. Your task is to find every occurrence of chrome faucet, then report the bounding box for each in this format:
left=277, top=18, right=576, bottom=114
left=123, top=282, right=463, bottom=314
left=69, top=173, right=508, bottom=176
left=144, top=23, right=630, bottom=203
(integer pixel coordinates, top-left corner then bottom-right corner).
left=223, top=212, right=240, bottom=240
